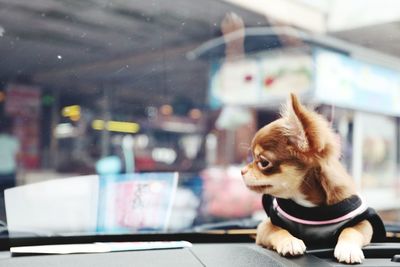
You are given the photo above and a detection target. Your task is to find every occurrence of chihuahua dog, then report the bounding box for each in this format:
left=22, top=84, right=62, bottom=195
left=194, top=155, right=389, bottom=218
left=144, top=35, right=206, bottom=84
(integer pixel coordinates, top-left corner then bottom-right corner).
left=241, top=94, right=385, bottom=264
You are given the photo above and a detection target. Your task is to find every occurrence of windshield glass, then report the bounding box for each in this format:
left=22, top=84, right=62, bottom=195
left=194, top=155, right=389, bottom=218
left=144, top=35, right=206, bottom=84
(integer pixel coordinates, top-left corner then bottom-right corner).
left=0, top=0, right=399, bottom=238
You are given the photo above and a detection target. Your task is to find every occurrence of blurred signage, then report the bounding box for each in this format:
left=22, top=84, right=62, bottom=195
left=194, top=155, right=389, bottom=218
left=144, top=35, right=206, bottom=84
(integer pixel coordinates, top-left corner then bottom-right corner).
left=92, top=119, right=140, bottom=134
left=208, top=52, right=312, bottom=108
left=97, top=172, right=178, bottom=233
left=314, top=49, right=400, bottom=116
left=62, top=105, right=81, bottom=121
left=5, top=84, right=41, bottom=116
left=5, top=84, right=41, bottom=169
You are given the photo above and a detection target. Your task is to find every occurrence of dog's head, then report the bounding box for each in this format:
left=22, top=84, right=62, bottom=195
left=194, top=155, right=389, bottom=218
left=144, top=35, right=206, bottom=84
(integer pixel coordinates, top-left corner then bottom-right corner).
left=241, top=94, right=349, bottom=204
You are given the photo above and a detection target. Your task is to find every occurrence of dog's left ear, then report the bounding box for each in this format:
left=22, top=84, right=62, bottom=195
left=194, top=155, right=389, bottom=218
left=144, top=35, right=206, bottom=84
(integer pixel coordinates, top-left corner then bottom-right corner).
left=281, top=93, right=330, bottom=153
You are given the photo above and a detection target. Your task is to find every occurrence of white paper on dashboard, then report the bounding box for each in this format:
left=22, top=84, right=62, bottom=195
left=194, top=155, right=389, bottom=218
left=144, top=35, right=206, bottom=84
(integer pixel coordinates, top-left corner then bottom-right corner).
left=10, top=241, right=193, bottom=255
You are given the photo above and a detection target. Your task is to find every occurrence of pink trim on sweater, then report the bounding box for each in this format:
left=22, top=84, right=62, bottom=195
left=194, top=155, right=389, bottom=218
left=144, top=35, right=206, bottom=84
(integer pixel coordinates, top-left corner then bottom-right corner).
left=273, top=198, right=368, bottom=225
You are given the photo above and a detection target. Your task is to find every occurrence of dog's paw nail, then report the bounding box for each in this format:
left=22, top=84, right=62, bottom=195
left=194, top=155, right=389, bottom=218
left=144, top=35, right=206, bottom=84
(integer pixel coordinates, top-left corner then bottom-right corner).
left=277, top=237, right=306, bottom=256
left=334, top=242, right=364, bottom=264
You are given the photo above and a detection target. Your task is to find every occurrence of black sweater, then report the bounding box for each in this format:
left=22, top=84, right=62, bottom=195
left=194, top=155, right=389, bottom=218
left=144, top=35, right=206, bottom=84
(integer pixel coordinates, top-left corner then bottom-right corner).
left=262, top=194, right=386, bottom=247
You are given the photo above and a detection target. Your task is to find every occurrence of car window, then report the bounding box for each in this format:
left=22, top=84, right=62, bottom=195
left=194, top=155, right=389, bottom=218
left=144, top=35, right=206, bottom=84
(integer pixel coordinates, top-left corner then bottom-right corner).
left=0, top=0, right=399, bottom=237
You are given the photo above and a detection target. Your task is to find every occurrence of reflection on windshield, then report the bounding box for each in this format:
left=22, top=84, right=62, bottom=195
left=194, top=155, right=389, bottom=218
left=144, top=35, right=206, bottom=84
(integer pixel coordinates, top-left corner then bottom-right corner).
left=0, top=1, right=399, bottom=237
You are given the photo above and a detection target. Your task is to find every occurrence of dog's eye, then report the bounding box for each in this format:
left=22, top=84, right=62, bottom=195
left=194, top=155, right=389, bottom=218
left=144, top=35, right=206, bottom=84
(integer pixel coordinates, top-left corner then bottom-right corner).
left=257, top=158, right=270, bottom=170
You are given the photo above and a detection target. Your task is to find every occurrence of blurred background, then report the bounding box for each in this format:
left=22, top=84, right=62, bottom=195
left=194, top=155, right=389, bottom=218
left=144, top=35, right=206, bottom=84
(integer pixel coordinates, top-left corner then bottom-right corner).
left=0, top=0, right=400, bottom=234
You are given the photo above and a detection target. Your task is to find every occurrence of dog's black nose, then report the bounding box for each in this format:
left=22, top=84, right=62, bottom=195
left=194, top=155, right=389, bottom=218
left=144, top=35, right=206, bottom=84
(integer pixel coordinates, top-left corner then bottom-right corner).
left=241, top=166, right=248, bottom=175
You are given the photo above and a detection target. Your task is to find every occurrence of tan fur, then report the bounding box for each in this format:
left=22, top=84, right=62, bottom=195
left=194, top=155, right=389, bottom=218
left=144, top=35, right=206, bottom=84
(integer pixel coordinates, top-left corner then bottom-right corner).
left=241, top=93, right=373, bottom=264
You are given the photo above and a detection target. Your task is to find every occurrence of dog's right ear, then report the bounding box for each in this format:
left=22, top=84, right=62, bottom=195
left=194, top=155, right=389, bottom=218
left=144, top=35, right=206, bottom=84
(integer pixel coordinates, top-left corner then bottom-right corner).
left=281, top=93, right=333, bottom=154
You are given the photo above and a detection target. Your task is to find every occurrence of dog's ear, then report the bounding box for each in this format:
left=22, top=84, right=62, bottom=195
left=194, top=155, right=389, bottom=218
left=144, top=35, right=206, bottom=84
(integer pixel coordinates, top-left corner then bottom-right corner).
left=281, top=94, right=310, bottom=152
left=281, top=93, right=331, bottom=153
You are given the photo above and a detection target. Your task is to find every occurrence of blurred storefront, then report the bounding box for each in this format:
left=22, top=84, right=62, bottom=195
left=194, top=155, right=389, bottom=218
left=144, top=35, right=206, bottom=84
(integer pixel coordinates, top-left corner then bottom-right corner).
left=313, top=49, right=400, bottom=214
left=2, top=26, right=400, bottom=225
left=191, top=27, right=400, bottom=220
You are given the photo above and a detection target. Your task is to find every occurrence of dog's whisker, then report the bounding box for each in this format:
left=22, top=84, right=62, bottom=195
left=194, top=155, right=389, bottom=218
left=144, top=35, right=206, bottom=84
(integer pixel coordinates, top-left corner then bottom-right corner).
left=238, top=143, right=251, bottom=150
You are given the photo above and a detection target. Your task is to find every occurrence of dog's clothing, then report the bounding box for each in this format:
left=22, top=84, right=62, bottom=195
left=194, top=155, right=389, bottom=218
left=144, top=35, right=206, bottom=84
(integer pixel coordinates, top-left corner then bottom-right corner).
left=262, top=194, right=386, bottom=247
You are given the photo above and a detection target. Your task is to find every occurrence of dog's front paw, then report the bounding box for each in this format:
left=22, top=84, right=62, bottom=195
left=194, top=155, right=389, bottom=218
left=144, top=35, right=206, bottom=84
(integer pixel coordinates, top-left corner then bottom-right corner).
left=334, top=241, right=364, bottom=264
left=275, top=236, right=306, bottom=257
